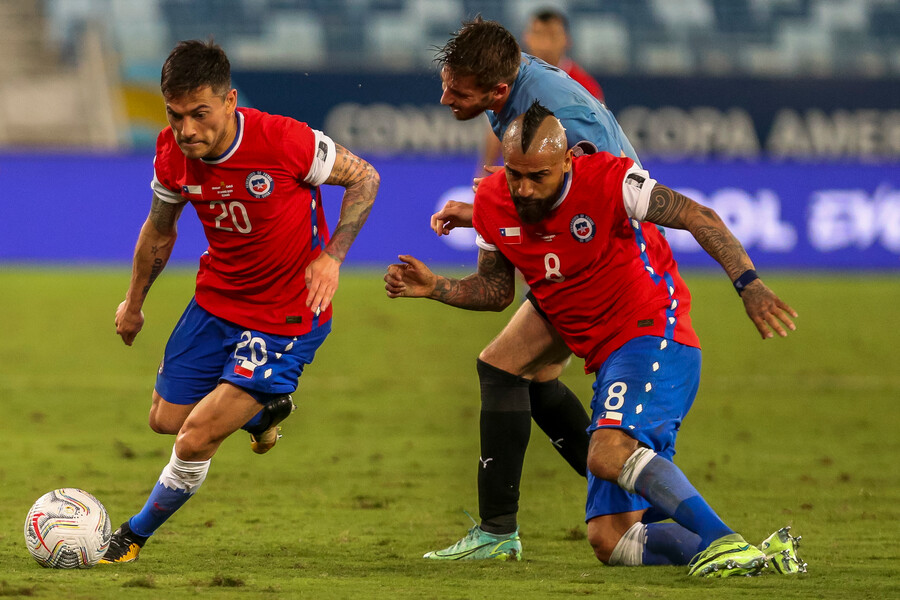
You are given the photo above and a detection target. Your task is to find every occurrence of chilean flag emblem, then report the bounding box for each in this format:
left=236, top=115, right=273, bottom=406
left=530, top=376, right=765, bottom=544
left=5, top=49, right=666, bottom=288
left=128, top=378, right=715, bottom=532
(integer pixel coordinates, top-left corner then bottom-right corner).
left=499, top=227, right=522, bottom=244
left=596, top=411, right=623, bottom=427
left=234, top=360, right=256, bottom=378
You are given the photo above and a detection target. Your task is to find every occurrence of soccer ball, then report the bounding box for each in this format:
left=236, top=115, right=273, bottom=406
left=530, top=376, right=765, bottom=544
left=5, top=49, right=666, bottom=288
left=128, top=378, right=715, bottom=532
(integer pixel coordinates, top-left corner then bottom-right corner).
left=24, top=488, right=112, bottom=568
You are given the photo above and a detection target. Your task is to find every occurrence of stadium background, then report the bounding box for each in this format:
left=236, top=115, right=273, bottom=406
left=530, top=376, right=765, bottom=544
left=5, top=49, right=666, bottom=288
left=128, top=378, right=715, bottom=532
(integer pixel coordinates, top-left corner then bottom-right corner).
left=1, top=0, right=898, bottom=270
left=1, top=2, right=899, bottom=597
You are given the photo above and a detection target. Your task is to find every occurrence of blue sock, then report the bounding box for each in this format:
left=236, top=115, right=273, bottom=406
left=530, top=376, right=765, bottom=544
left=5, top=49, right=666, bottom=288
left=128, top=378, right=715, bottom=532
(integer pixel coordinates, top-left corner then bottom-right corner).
left=642, top=523, right=704, bottom=565
left=129, top=482, right=193, bottom=537
left=127, top=447, right=210, bottom=538
left=241, top=409, right=264, bottom=432
left=633, top=456, right=733, bottom=547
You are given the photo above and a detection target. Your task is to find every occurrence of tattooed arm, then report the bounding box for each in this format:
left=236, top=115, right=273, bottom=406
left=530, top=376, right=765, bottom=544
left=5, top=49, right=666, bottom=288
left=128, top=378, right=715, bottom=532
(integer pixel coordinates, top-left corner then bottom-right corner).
left=116, top=194, right=185, bottom=346
left=384, top=249, right=516, bottom=311
left=643, top=183, right=797, bottom=339
left=644, top=184, right=751, bottom=281
left=305, top=144, right=379, bottom=313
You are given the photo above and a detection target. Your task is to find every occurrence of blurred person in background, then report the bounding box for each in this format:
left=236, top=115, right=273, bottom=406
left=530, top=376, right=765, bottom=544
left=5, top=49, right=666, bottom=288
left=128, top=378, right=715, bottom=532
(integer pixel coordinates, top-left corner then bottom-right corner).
left=102, top=39, right=379, bottom=564
left=387, top=101, right=805, bottom=577
left=480, top=7, right=605, bottom=172
left=424, top=16, right=639, bottom=561
left=523, top=8, right=604, bottom=102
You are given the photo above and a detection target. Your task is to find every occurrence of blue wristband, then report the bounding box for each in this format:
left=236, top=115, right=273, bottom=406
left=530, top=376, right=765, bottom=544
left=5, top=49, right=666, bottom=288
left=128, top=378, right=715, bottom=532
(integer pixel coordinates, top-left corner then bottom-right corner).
left=733, top=269, right=759, bottom=295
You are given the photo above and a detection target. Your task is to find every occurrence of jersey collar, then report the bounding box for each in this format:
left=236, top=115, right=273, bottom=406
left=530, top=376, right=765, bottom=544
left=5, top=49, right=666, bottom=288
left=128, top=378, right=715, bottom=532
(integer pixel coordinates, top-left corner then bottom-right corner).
left=549, top=170, right=573, bottom=211
left=202, top=110, right=244, bottom=165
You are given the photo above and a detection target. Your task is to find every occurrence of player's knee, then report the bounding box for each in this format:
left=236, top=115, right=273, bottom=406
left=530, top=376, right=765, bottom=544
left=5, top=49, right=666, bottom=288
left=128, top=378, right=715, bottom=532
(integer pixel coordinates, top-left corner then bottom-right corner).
left=477, top=344, right=502, bottom=369
left=588, top=430, right=639, bottom=482
left=174, top=422, right=224, bottom=460
left=532, top=361, right=565, bottom=382
left=148, top=407, right=180, bottom=435
left=587, top=440, right=623, bottom=482
left=587, top=525, right=618, bottom=564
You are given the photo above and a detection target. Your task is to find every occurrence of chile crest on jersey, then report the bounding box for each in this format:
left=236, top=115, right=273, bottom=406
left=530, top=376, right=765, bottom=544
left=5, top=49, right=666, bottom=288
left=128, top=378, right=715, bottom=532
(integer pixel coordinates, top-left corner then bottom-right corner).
left=570, top=213, right=595, bottom=243
left=245, top=171, right=274, bottom=198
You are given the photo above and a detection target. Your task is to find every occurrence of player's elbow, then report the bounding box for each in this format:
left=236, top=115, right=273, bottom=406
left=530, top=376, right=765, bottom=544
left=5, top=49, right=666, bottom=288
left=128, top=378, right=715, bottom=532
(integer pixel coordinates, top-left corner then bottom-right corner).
left=490, top=288, right=516, bottom=311
left=360, top=163, right=380, bottom=196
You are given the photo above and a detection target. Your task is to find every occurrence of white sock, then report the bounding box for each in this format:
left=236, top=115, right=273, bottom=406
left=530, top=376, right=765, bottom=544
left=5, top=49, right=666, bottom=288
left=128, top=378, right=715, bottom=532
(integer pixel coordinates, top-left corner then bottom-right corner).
left=159, top=445, right=210, bottom=494
left=608, top=522, right=647, bottom=566
left=617, top=447, right=656, bottom=493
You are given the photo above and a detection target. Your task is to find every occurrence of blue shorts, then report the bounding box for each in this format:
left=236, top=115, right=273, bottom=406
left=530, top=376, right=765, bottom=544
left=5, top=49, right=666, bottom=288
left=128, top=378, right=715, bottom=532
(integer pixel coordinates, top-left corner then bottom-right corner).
left=585, top=336, right=701, bottom=521
left=155, top=298, right=331, bottom=406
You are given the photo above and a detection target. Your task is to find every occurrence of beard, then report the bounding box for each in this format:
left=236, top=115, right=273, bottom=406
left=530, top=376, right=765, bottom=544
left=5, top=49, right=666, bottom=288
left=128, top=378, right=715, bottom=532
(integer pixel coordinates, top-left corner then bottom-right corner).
left=511, top=180, right=565, bottom=225
left=446, top=95, right=494, bottom=121
left=512, top=194, right=556, bottom=224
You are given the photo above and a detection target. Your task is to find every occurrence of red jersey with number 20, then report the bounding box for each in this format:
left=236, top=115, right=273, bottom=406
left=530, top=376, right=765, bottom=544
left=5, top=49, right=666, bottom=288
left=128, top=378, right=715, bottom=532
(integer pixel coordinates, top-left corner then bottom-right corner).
left=151, top=107, right=337, bottom=335
left=473, top=152, right=700, bottom=373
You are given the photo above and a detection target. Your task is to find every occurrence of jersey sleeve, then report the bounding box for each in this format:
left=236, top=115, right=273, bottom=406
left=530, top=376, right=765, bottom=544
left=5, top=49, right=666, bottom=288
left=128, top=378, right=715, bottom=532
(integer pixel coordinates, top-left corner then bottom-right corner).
left=150, top=132, right=186, bottom=204
left=472, top=180, right=500, bottom=252
left=281, top=119, right=337, bottom=186
left=303, top=129, right=337, bottom=186
left=621, top=163, right=657, bottom=221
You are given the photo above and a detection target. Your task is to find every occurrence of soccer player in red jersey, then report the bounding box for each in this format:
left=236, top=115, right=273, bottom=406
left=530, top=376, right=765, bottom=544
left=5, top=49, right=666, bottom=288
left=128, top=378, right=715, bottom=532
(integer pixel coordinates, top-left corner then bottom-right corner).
left=523, top=9, right=605, bottom=102
left=101, top=40, right=379, bottom=563
left=386, top=102, right=806, bottom=576
left=426, top=18, right=637, bottom=561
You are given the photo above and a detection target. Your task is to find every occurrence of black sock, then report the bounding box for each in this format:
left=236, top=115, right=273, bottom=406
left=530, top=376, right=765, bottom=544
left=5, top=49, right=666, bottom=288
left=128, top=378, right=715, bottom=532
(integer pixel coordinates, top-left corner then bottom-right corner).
left=528, top=379, right=591, bottom=478
left=476, top=359, right=531, bottom=535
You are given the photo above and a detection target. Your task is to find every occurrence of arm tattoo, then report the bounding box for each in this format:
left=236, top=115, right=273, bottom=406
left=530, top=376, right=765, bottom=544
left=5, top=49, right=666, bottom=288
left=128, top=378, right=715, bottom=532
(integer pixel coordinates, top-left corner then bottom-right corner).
left=136, top=194, right=182, bottom=300
left=148, top=195, right=182, bottom=235
left=432, top=250, right=515, bottom=311
left=645, top=184, right=752, bottom=279
left=643, top=184, right=690, bottom=228
left=323, top=144, right=379, bottom=262
left=141, top=256, right=165, bottom=298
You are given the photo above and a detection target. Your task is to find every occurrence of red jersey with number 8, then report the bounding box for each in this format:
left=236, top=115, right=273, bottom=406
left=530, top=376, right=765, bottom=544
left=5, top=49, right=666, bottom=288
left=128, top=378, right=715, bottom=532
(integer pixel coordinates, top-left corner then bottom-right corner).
left=473, top=152, right=700, bottom=372
left=152, top=107, right=337, bottom=335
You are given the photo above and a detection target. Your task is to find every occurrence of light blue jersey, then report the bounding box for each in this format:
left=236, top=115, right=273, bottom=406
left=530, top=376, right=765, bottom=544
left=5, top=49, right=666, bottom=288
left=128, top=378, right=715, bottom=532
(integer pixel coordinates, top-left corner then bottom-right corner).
left=487, top=53, right=641, bottom=167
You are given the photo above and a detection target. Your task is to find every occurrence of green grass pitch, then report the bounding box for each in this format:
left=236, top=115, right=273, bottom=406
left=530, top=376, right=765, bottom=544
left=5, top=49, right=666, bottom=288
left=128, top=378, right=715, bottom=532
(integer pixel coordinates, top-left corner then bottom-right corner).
left=0, top=267, right=898, bottom=599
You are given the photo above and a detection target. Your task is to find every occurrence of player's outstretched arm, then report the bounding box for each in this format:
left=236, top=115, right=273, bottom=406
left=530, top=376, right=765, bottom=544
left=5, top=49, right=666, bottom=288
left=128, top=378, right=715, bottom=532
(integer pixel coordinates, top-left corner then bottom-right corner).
left=306, top=144, right=380, bottom=313
left=643, top=183, right=798, bottom=339
left=384, top=249, right=516, bottom=311
left=431, top=200, right=474, bottom=236
left=117, top=194, right=184, bottom=346
left=430, top=167, right=502, bottom=236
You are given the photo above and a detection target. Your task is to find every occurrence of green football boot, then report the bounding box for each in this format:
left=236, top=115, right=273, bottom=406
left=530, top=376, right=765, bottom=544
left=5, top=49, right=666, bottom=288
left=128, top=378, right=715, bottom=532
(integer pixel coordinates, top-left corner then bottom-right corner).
left=688, top=533, right=768, bottom=577
left=759, top=526, right=807, bottom=574
left=423, top=526, right=522, bottom=561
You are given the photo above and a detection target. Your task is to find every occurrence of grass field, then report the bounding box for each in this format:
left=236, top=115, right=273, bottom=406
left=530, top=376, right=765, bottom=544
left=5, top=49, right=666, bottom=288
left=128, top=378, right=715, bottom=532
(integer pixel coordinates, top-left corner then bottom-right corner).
left=1, top=267, right=898, bottom=599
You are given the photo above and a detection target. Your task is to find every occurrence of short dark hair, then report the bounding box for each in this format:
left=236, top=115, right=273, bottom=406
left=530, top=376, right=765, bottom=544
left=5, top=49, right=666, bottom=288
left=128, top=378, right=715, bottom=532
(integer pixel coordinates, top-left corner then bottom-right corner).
left=521, top=100, right=555, bottom=152
left=435, top=16, right=520, bottom=90
left=161, top=39, right=231, bottom=100
left=532, top=8, right=569, bottom=32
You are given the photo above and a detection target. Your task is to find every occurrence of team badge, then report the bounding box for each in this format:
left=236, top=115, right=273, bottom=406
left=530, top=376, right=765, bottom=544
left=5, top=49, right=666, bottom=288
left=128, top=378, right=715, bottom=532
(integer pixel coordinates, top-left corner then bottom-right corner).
left=245, top=171, right=274, bottom=198
left=570, top=214, right=595, bottom=243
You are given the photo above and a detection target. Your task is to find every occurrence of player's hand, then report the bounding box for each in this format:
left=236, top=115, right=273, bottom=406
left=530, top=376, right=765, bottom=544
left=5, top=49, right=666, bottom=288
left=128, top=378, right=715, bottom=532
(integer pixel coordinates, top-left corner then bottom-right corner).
left=115, top=300, right=144, bottom=346
left=431, top=201, right=475, bottom=236
left=740, top=280, right=798, bottom=339
left=384, top=255, right=437, bottom=299
left=472, top=165, right=502, bottom=193
left=305, top=252, right=341, bottom=314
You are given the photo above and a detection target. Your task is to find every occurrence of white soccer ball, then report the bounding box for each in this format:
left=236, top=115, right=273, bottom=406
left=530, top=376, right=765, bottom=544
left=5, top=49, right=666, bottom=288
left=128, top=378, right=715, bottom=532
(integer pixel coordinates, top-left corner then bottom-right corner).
left=24, top=488, right=112, bottom=568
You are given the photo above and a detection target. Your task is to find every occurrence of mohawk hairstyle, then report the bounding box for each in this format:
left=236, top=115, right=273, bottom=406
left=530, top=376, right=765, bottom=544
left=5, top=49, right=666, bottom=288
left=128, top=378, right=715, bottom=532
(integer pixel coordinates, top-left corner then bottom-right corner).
left=521, top=100, right=556, bottom=153
left=434, top=16, right=520, bottom=90
left=161, top=39, right=231, bottom=99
